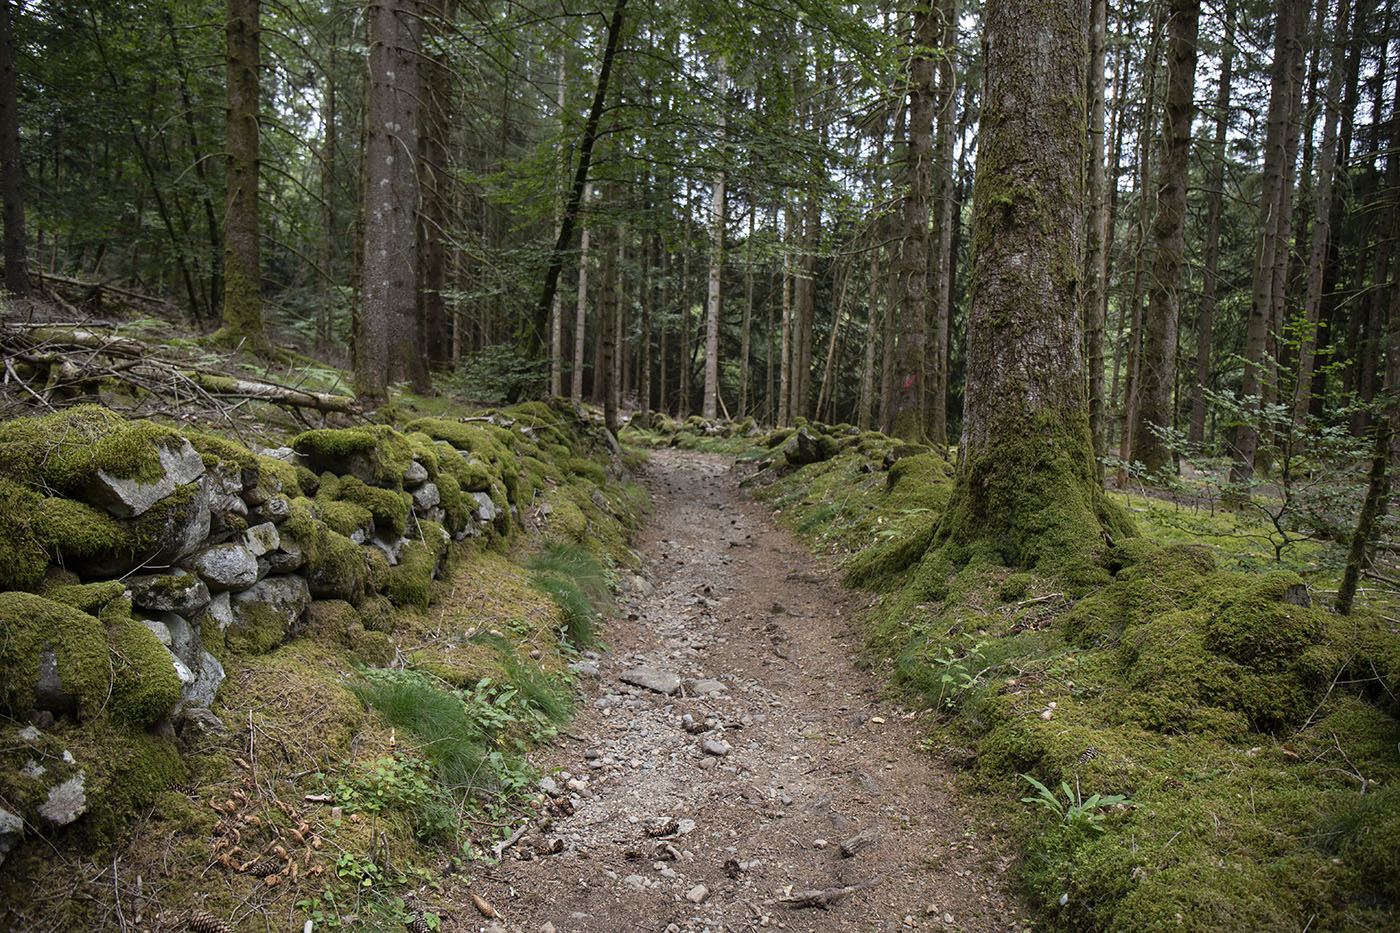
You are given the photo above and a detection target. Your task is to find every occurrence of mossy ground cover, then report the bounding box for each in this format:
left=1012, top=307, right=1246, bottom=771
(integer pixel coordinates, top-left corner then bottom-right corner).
left=649, top=417, right=1400, bottom=931
left=0, top=392, right=649, bottom=930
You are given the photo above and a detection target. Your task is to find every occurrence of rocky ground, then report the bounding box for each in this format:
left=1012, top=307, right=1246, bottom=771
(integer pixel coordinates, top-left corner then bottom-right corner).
left=450, top=449, right=1028, bottom=933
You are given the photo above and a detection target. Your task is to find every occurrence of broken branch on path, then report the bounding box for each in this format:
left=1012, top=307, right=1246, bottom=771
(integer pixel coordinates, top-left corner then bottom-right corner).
left=778, top=875, right=882, bottom=909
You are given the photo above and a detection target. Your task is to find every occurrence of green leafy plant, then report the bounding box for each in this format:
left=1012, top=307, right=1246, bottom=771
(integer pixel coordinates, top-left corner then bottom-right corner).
left=1019, top=773, right=1131, bottom=832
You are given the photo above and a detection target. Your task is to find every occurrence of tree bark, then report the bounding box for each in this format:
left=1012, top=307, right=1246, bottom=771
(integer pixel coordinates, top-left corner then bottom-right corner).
left=778, top=204, right=794, bottom=425
left=572, top=183, right=592, bottom=401
left=531, top=0, right=627, bottom=353
left=1085, top=0, right=1108, bottom=478
left=739, top=205, right=754, bottom=419
left=933, top=0, right=1124, bottom=582
left=1291, top=0, right=1351, bottom=427
left=221, top=0, right=268, bottom=351
left=890, top=0, right=937, bottom=442
left=0, top=0, right=26, bottom=297
left=1131, top=0, right=1200, bottom=475
left=419, top=0, right=456, bottom=373
left=356, top=0, right=423, bottom=399
left=925, top=0, right=958, bottom=448
left=1232, top=0, right=1308, bottom=483
left=702, top=60, right=727, bottom=421
left=1189, top=0, right=1236, bottom=445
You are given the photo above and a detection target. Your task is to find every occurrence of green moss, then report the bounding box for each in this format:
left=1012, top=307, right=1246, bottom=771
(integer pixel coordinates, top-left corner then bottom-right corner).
left=293, top=426, right=414, bottom=487
left=301, top=599, right=362, bottom=643
left=39, top=579, right=128, bottom=616
left=566, top=458, right=606, bottom=486
left=0, top=592, right=111, bottom=719
left=435, top=472, right=468, bottom=533
left=72, top=729, right=188, bottom=849
left=106, top=616, right=182, bottom=726
left=320, top=499, right=373, bottom=538
left=337, top=476, right=410, bottom=537
left=253, top=454, right=302, bottom=499
left=181, top=429, right=258, bottom=473
left=348, top=625, right=395, bottom=666
left=0, top=406, right=184, bottom=491
left=386, top=540, right=438, bottom=610
left=403, top=418, right=519, bottom=501
left=224, top=601, right=287, bottom=655
left=282, top=498, right=369, bottom=604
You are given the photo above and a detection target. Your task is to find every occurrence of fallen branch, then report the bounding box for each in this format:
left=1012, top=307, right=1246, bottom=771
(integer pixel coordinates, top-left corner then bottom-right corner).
left=491, top=820, right=532, bottom=859
left=182, top=371, right=359, bottom=414
left=34, top=270, right=179, bottom=309
left=778, top=875, right=881, bottom=909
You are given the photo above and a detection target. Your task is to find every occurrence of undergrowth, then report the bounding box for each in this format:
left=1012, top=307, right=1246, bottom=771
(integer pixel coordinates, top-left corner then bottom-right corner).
left=526, top=542, right=611, bottom=648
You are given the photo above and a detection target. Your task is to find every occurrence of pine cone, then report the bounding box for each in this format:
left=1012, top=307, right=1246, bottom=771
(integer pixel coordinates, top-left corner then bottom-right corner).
left=248, top=858, right=281, bottom=878
left=404, top=911, right=431, bottom=933
left=187, top=909, right=234, bottom=933
left=1076, top=746, right=1101, bottom=764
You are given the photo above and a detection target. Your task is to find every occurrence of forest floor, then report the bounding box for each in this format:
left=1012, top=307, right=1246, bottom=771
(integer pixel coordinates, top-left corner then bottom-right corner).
left=443, top=449, right=1029, bottom=933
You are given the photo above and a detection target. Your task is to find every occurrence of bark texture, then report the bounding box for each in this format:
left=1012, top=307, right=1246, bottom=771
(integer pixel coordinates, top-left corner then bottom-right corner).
left=932, top=0, right=1128, bottom=586
left=221, top=0, right=266, bottom=349
left=0, top=0, right=25, bottom=296
left=1131, top=0, right=1200, bottom=474
left=357, top=0, right=423, bottom=399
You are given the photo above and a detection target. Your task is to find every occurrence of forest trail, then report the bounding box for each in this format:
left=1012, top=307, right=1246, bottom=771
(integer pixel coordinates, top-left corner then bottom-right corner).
left=453, top=449, right=1027, bottom=933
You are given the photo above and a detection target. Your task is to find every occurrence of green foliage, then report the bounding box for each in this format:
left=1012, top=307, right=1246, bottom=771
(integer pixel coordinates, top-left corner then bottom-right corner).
left=526, top=542, right=610, bottom=648
left=1019, top=774, right=1131, bottom=832
left=437, top=345, right=547, bottom=405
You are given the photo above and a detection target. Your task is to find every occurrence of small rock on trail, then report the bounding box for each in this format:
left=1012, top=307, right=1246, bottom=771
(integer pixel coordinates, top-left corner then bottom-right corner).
left=452, top=449, right=1027, bottom=933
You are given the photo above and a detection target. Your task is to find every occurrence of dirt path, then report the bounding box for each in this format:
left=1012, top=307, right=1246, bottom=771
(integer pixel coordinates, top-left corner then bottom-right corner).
left=462, top=450, right=1027, bottom=933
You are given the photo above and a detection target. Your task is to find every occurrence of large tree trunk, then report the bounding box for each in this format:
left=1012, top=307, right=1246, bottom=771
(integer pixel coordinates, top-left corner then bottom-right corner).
left=1189, top=0, right=1236, bottom=445
left=221, top=0, right=268, bottom=350
left=1232, top=0, right=1308, bottom=484
left=550, top=52, right=568, bottom=397
left=890, top=0, right=937, bottom=442
left=932, top=0, right=1125, bottom=584
left=0, top=0, right=26, bottom=297
left=778, top=207, right=793, bottom=425
left=1131, top=0, right=1200, bottom=475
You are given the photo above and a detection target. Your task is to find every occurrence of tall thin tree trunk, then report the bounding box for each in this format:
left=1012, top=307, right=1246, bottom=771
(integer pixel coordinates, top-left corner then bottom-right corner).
left=891, top=0, right=937, bottom=441
left=1085, top=0, right=1108, bottom=477
left=1189, top=0, right=1236, bottom=444
left=925, top=0, right=958, bottom=447
left=703, top=60, right=727, bottom=420
left=740, top=205, right=755, bottom=419
left=418, top=0, right=456, bottom=374
left=1131, top=0, right=1200, bottom=475
left=571, top=184, right=592, bottom=401
left=550, top=52, right=568, bottom=396
left=778, top=205, right=793, bottom=426
left=0, top=0, right=27, bottom=297
left=1233, top=0, right=1309, bottom=483
left=1292, top=0, right=1351, bottom=426
left=221, top=0, right=268, bottom=350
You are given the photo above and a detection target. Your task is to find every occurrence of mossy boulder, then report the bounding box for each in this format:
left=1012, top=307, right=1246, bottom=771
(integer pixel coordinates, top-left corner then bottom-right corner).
left=385, top=523, right=449, bottom=610
left=227, top=575, right=311, bottom=654
left=336, top=476, right=410, bottom=537
left=292, top=425, right=414, bottom=488
left=0, top=592, right=113, bottom=720
left=281, top=499, right=369, bottom=603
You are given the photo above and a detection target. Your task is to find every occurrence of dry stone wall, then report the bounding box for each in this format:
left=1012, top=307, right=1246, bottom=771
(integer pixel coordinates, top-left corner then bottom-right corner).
left=0, top=398, right=631, bottom=863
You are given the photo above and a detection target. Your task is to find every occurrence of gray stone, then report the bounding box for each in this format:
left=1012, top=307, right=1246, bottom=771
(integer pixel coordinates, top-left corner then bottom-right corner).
left=259, top=495, right=293, bottom=523
left=620, top=667, right=682, bottom=695
left=87, top=437, right=205, bottom=518
left=0, top=806, right=22, bottom=867
left=37, top=773, right=87, bottom=826
left=242, top=522, right=280, bottom=557
left=685, top=884, right=708, bottom=904
left=265, top=537, right=305, bottom=573
left=472, top=492, right=498, bottom=523
left=781, top=427, right=830, bottom=466
left=369, top=534, right=405, bottom=565
left=127, top=569, right=210, bottom=616
left=206, top=591, right=234, bottom=632
left=690, top=679, right=726, bottom=696
left=178, top=707, right=227, bottom=737
left=701, top=738, right=732, bottom=757
left=189, top=543, right=259, bottom=592
left=230, top=575, right=311, bottom=644
left=402, top=460, right=430, bottom=486
left=17, top=725, right=41, bottom=743
left=569, top=661, right=600, bottom=678
left=34, top=648, right=75, bottom=716
left=180, top=651, right=225, bottom=710
left=411, top=481, right=440, bottom=511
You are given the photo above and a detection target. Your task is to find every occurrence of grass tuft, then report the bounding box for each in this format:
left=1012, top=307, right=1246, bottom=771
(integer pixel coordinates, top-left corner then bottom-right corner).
left=526, top=542, right=610, bottom=647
